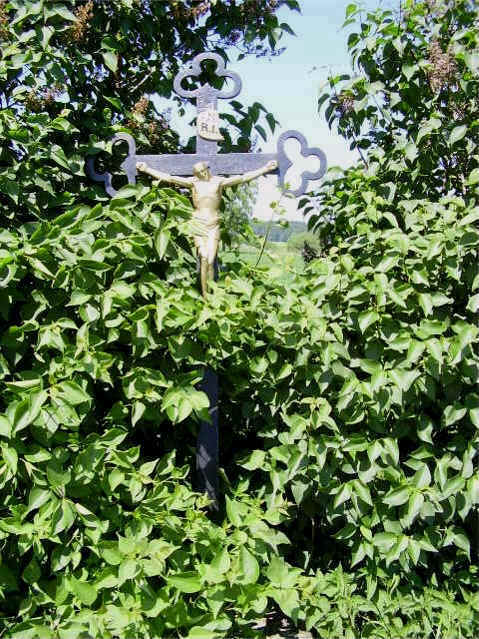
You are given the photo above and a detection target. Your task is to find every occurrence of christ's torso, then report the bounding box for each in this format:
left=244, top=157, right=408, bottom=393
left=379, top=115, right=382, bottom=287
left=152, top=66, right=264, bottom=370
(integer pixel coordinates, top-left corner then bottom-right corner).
left=191, top=177, right=223, bottom=226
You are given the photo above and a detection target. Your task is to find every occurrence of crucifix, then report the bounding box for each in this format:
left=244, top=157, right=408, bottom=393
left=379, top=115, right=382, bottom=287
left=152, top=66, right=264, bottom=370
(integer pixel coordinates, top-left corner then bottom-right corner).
left=135, top=158, right=278, bottom=297
left=87, top=52, right=327, bottom=509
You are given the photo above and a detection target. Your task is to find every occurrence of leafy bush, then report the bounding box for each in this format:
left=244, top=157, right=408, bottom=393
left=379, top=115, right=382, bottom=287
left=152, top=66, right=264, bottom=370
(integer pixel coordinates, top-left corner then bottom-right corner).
left=0, top=185, right=301, bottom=637
left=2, top=181, right=478, bottom=637
left=307, top=0, right=479, bottom=240
left=287, top=231, right=322, bottom=261
left=0, top=1, right=478, bottom=637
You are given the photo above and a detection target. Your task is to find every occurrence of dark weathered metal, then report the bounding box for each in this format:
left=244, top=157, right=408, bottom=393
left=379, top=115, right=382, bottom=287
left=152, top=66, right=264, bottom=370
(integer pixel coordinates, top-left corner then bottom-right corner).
left=197, top=367, right=219, bottom=508
left=87, top=53, right=327, bottom=198
left=86, top=52, right=328, bottom=509
left=173, top=51, right=242, bottom=155
left=87, top=133, right=327, bottom=198
left=86, top=131, right=279, bottom=197
left=277, top=130, right=328, bottom=197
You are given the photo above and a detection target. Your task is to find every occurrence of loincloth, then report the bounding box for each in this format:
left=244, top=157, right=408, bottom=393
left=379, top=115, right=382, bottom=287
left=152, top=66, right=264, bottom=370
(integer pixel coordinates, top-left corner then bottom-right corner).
left=193, top=214, right=219, bottom=232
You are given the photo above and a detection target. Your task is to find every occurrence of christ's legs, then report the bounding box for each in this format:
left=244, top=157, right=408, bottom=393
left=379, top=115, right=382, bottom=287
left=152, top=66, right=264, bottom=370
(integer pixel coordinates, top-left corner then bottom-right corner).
left=194, top=234, right=210, bottom=297
left=200, top=257, right=209, bottom=298
left=206, top=226, right=219, bottom=289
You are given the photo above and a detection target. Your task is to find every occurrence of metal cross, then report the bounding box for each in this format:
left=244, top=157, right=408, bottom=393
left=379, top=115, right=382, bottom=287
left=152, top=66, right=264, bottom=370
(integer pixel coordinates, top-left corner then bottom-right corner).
left=87, top=52, right=327, bottom=509
left=87, top=52, right=327, bottom=198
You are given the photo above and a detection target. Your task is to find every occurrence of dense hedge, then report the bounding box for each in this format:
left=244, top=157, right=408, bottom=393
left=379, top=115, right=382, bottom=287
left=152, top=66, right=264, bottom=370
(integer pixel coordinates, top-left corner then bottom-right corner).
left=0, top=0, right=478, bottom=637
left=0, top=179, right=478, bottom=637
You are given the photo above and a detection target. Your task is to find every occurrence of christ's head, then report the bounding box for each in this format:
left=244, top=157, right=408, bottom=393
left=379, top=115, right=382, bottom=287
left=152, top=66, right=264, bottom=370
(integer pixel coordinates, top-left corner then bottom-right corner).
left=193, top=161, right=211, bottom=181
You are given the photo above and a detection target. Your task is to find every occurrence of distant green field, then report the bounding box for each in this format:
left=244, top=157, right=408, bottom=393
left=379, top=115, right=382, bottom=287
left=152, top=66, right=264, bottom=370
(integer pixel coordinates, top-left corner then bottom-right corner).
left=222, top=241, right=305, bottom=283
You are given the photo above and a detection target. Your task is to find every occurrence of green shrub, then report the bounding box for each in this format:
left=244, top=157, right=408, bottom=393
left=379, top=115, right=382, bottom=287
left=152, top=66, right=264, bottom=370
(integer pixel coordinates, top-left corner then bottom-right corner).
left=2, top=180, right=477, bottom=637
left=0, top=1, right=478, bottom=637
left=287, top=232, right=322, bottom=261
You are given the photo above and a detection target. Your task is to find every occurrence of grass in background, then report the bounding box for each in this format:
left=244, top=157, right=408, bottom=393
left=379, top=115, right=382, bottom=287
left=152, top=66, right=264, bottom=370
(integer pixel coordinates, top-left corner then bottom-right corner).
left=222, top=241, right=305, bottom=286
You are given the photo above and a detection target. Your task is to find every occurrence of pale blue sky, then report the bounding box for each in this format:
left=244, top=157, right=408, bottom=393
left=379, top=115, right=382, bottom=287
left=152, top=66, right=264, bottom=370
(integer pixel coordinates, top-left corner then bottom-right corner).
left=156, top=0, right=392, bottom=218
left=160, top=0, right=390, bottom=166
left=233, top=0, right=365, bottom=166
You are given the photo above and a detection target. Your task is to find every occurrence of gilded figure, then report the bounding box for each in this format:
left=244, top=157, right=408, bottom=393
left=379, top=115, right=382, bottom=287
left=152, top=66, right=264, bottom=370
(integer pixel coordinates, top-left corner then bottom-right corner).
left=136, top=159, right=278, bottom=296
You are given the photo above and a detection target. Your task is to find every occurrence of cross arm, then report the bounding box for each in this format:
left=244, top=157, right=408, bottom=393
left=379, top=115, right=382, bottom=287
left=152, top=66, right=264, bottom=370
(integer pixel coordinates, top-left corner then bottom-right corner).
left=221, top=160, right=278, bottom=188
left=136, top=161, right=194, bottom=188
left=86, top=131, right=327, bottom=198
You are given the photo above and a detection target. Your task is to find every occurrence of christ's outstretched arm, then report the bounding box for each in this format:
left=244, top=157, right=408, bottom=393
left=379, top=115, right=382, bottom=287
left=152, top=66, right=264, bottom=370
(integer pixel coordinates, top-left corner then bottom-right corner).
left=221, top=160, right=278, bottom=188
left=137, top=162, right=194, bottom=188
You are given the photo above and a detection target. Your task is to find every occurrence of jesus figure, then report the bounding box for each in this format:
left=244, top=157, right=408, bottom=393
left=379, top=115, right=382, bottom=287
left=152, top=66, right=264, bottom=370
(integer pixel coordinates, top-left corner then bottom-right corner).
left=136, top=159, right=278, bottom=296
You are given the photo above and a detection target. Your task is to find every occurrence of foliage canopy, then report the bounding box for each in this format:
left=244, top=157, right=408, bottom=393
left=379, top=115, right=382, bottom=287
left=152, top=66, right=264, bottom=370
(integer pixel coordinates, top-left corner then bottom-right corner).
left=0, top=1, right=478, bottom=638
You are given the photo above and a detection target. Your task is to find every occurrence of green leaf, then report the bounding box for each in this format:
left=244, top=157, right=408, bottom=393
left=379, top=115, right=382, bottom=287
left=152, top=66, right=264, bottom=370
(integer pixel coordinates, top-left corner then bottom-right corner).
left=187, top=628, right=217, bottom=639
left=0, top=416, right=11, bottom=438
left=407, top=492, right=425, bottom=524
left=100, top=543, right=123, bottom=566
left=449, top=125, right=467, bottom=146
left=452, top=531, right=470, bottom=556
left=132, top=401, right=146, bottom=426
left=418, top=293, right=433, bottom=317
left=469, top=407, right=479, bottom=429
left=277, top=363, right=293, bottom=380
left=119, top=559, right=138, bottom=581
left=291, top=479, right=309, bottom=505
left=47, top=464, right=71, bottom=489
left=346, top=3, right=358, bottom=18
left=53, top=500, right=75, bottom=535
left=225, top=496, right=247, bottom=527
left=443, top=403, right=467, bottom=426
left=104, top=95, right=123, bottom=111
left=334, top=523, right=356, bottom=540
left=2, top=445, right=17, bottom=473
left=0, top=179, right=19, bottom=204
left=404, top=142, right=418, bottom=162
left=412, top=464, right=431, bottom=489
left=271, top=587, right=300, bottom=619
left=373, top=532, right=397, bottom=552
left=418, top=416, right=434, bottom=444
left=210, top=549, right=230, bottom=575
left=167, top=572, right=202, bottom=593
left=443, top=476, right=465, bottom=499
left=351, top=542, right=366, bottom=567
left=411, top=268, right=429, bottom=285
left=466, top=168, right=479, bottom=186
left=48, top=5, right=77, bottom=21
left=22, top=559, right=41, bottom=584
left=358, top=310, right=379, bottom=332
left=27, top=488, right=51, bottom=514
left=467, top=294, right=479, bottom=312
left=459, top=209, right=479, bottom=226
left=238, top=547, right=259, bottom=584
left=266, top=556, right=299, bottom=588
left=13, top=400, right=33, bottom=434
left=49, top=146, right=70, bottom=170
left=333, top=484, right=351, bottom=508
left=70, top=577, right=98, bottom=606
left=102, top=51, right=118, bottom=73
left=240, top=449, right=266, bottom=470
left=384, top=486, right=409, bottom=507
left=155, top=229, right=171, bottom=259
left=57, top=381, right=90, bottom=405
left=42, top=25, right=54, bottom=49
left=353, top=480, right=372, bottom=505
left=389, top=368, right=419, bottom=392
